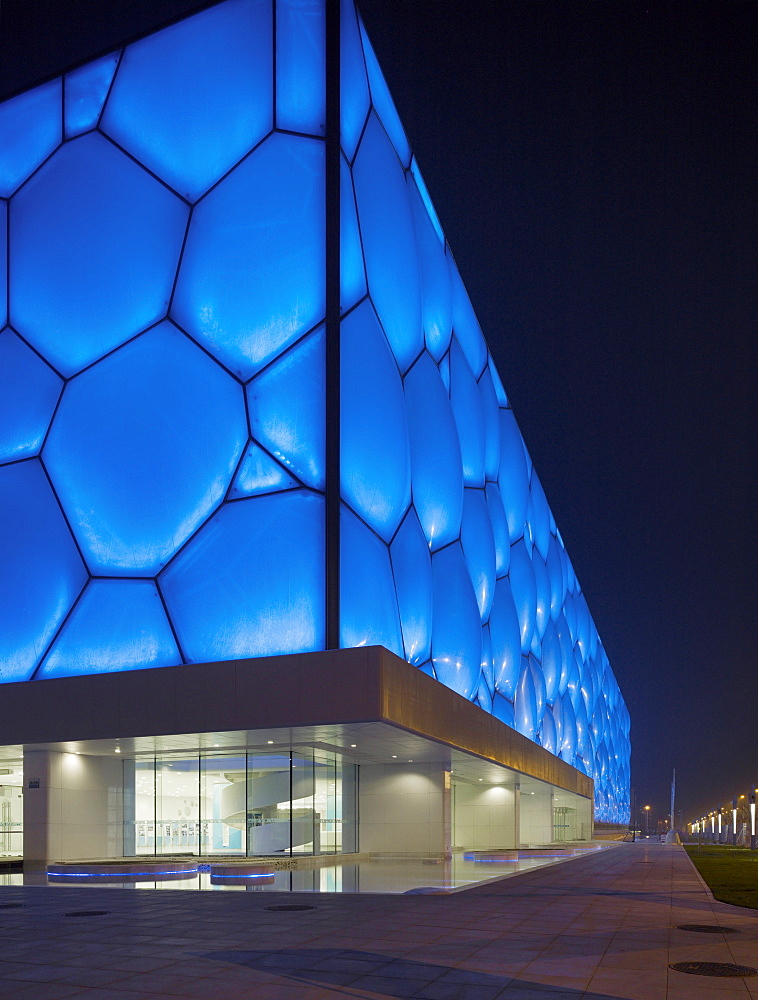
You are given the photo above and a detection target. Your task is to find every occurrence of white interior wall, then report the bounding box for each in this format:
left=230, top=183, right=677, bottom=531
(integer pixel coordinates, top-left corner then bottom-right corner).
left=519, top=784, right=554, bottom=845
left=453, top=781, right=516, bottom=849
left=23, top=750, right=123, bottom=866
left=359, top=763, right=449, bottom=858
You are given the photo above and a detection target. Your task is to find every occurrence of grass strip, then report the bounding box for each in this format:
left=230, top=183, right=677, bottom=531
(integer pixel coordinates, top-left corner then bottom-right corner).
left=684, top=844, right=758, bottom=909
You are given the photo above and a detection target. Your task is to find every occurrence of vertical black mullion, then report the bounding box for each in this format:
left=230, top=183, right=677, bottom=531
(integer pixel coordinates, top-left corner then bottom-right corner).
left=325, top=0, right=341, bottom=650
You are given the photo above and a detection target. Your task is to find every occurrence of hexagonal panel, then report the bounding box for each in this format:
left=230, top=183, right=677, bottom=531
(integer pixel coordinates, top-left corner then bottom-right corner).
left=0, top=79, right=61, bottom=197
left=340, top=301, right=410, bottom=541
left=276, top=0, right=325, bottom=136
left=340, top=503, right=403, bottom=657
left=430, top=542, right=481, bottom=700
left=11, top=133, right=188, bottom=376
left=172, top=132, right=324, bottom=380
left=37, top=579, right=181, bottom=678
left=0, top=460, right=87, bottom=683
left=0, top=329, right=62, bottom=463
left=44, top=322, right=246, bottom=574
left=64, top=53, right=120, bottom=138
left=404, top=352, right=463, bottom=550
left=100, top=0, right=273, bottom=201
left=247, top=323, right=325, bottom=490
left=161, top=490, right=325, bottom=661
left=353, top=112, right=422, bottom=373
left=390, top=509, right=432, bottom=665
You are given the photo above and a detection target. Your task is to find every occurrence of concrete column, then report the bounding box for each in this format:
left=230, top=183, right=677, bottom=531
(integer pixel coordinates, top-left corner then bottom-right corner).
left=514, top=781, right=521, bottom=846
left=23, top=750, right=124, bottom=869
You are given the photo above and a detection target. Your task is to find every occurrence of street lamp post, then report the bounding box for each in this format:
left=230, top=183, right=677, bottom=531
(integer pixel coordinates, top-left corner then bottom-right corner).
left=732, top=796, right=738, bottom=847
left=644, top=805, right=651, bottom=837
left=750, top=792, right=756, bottom=851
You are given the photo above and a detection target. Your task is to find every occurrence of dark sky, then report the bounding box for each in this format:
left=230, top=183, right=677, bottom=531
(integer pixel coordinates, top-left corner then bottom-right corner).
left=357, top=0, right=757, bottom=826
left=2, top=0, right=756, bottom=825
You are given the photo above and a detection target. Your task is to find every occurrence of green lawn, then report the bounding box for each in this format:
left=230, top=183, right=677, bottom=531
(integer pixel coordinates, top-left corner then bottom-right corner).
left=684, top=844, right=758, bottom=909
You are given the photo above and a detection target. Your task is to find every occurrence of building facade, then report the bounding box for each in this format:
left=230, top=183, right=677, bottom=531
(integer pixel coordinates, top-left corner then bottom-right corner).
left=0, top=0, right=630, bottom=866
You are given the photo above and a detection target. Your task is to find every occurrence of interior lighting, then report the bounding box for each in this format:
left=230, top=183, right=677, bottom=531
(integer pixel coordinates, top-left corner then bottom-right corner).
left=350, top=744, right=356, bottom=748
left=114, top=748, right=121, bottom=753
left=267, top=740, right=274, bottom=744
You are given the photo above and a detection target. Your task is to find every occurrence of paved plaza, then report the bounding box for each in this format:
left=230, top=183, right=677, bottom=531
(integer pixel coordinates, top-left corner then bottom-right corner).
left=1, top=841, right=757, bottom=999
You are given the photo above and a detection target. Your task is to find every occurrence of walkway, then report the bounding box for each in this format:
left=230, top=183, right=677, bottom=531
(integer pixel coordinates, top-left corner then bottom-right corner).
left=1, top=841, right=757, bottom=999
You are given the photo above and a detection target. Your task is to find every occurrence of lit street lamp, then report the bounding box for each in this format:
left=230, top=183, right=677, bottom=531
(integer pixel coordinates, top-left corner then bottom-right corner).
left=644, top=804, right=651, bottom=837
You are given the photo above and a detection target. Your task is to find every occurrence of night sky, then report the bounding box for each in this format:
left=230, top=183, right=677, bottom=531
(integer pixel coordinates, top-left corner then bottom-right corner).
left=2, top=0, right=756, bottom=826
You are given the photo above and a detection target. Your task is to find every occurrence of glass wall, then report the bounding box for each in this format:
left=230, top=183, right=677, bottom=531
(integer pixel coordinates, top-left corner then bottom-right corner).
left=0, top=761, right=23, bottom=857
left=125, top=749, right=357, bottom=858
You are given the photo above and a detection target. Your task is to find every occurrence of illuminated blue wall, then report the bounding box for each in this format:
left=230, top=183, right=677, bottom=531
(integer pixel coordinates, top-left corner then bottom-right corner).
left=0, top=0, right=629, bottom=822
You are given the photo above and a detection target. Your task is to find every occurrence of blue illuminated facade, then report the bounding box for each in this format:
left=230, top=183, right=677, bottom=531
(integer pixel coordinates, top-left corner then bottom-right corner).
left=0, top=0, right=629, bottom=823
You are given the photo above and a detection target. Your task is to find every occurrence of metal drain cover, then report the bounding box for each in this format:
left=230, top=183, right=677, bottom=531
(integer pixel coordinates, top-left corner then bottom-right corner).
left=264, top=904, right=316, bottom=912
left=670, top=962, right=757, bottom=978
left=677, top=923, right=739, bottom=934
left=64, top=910, right=110, bottom=918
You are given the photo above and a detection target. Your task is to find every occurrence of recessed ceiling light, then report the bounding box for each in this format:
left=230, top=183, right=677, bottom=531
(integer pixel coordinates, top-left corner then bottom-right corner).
left=114, top=748, right=121, bottom=753
left=392, top=755, right=397, bottom=758
left=267, top=741, right=274, bottom=745
left=350, top=744, right=357, bottom=748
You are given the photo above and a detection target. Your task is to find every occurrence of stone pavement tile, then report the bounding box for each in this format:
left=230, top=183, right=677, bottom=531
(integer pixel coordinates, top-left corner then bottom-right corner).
left=348, top=973, right=423, bottom=996
left=587, top=969, right=668, bottom=1000
left=519, top=973, right=591, bottom=991
left=52, top=968, right=129, bottom=989
left=667, top=974, right=752, bottom=998
left=0, top=985, right=86, bottom=1000
left=496, top=986, right=578, bottom=1000
left=412, top=983, right=507, bottom=1000
left=103, top=972, right=227, bottom=995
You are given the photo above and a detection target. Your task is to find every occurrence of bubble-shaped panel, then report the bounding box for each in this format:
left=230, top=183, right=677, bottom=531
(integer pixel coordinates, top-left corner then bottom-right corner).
left=11, top=133, right=188, bottom=376
left=172, top=132, right=324, bottom=380
left=64, top=53, right=119, bottom=138
left=514, top=659, right=537, bottom=740
left=162, top=490, right=324, bottom=660
left=353, top=113, right=422, bottom=372
left=486, top=483, right=510, bottom=577
left=450, top=338, right=486, bottom=486
left=0, top=202, right=6, bottom=329
left=44, top=323, right=246, bottom=575
left=460, top=489, right=496, bottom=622
left=0, top=330, right=62, bottom=463
left=340, top=504, right=403, bottom=657
left=358, top=19, right=411, bottom=167
left=0, top=460, right=86, bottom=682
left=340, top=0, right=369, bottom=161
left=489, top=577, right=521, bottom=700
left=340, top=155, right=367, bottom=312
left=410, top=156, right=444, bottom=245
left=390, top=509, right=432, bottom=665
left=277, top=0, right=325, bottom=136
left=230, top=442, right=299, bottom=498
left=431, top=543, right=482, bottom=700
left=480, top=624, right=494, bottom=692
left=479, top=365, right=500, bottom=482
left=407, top=168, right=452, bottom=361
left=449, top=256, right=487, bottom=378
left=0, top=80, right=61, bottom=197
left=37, top=580, right=180, bottom=678
left=529, top=472, right=551, bottom=562
left=498, top=408, right=530, bottom=542
left=341, top=301, right=410, bottom=541
left=247, top=324, right=324, bottom=490
left=101, top=0, right=272, bottom=201
left=404, top=353, right=463, bottom=550
left=509, top=539, right=537, bottom=653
